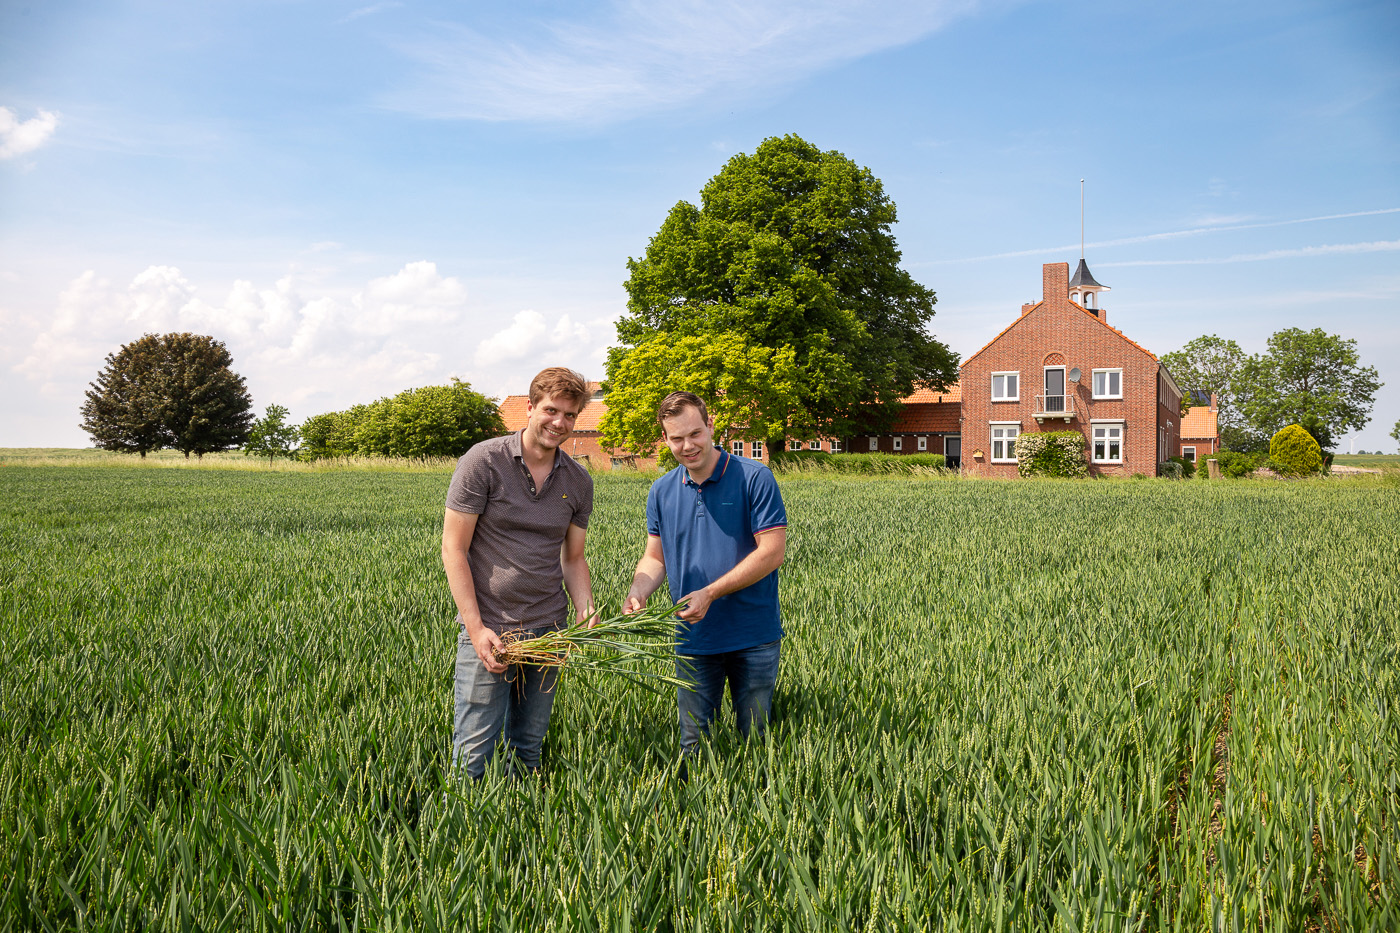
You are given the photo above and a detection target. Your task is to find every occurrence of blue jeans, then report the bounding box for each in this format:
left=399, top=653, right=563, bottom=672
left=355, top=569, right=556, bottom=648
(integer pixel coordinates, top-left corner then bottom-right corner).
left=452, top=628, right=559, bottom=779
left=676, top=639, right=781, bottom=753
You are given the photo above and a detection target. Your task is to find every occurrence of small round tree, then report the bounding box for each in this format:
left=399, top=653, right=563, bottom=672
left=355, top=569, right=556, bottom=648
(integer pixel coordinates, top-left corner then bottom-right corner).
left=1269, top=423, right=1323, bottom=476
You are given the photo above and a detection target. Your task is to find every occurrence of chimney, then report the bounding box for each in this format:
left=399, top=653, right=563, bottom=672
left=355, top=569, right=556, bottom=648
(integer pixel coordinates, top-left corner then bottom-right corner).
left=1043, top=262, right=1069, bottom=301
left=1021, top=302, right=1035, bottom=316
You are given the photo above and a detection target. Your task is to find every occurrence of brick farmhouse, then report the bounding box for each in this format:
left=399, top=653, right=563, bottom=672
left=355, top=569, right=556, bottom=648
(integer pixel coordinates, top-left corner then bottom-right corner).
left=496, top=260, right=1211, bottom=475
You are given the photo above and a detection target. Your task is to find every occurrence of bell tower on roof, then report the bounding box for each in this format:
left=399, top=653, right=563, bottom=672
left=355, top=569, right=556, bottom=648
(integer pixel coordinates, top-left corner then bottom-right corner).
left=1068, top=258, right=1109, bottom=314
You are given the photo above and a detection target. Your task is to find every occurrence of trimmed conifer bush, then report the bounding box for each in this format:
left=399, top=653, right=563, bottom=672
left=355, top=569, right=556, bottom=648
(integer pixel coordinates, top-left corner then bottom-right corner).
left=1269, top=423, right=1323, bottom=476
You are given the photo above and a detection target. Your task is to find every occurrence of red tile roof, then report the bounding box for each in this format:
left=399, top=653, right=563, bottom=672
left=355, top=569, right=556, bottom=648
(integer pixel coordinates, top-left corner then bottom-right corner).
left=1180, top=402, right=1218, bottom=440
left=887, top=382, right=962, bottom=433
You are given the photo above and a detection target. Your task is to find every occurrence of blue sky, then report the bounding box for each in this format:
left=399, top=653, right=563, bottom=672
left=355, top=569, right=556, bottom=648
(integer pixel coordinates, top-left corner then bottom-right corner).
left=2, top=0, right=1397, bottom=450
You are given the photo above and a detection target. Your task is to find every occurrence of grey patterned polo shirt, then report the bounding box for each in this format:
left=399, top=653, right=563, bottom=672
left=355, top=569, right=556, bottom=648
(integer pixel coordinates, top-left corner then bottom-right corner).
left=445, top=431, right=594, bottom=633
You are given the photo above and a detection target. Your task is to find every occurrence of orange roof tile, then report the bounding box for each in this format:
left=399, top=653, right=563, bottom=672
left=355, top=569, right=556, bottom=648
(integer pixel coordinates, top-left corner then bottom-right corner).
left=1180, top=403, right=1218, bottom=440
left=900, top=382, right=962, bottom=404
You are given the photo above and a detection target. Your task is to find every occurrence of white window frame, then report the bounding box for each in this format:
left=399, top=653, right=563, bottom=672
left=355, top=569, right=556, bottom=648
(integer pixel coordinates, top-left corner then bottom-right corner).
left=868, top=437, right=878, bottom=451
left=830, top=439, right=843, bottom=453
left=789, top=439, right=802, bottom=451
left=751, top=440, right=764, bottom=459
left=893, top=437, right=903, bottom=452
left=731, top=440, right=743, bottom=457
left=808, top=439, right=821, bottom=451
left=917, top=436, right=928, bottom=451
left=1091, top=421, right=1124, bottom=464
left=1092, top=368, right=1123, bottom=399
left=991, top=372, right=1020, bottom=402
left=1182, top=445, right=1196, bottom=462
left=990, top=423, right=1020, bottom=463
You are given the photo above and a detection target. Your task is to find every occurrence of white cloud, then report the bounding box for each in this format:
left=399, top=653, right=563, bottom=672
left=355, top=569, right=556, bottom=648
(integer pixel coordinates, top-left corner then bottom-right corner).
left=385, top=0, right=980, bottom=123
left=8, top=261, right=609, bottom=438
left=0, top=107, right=60, bottom=159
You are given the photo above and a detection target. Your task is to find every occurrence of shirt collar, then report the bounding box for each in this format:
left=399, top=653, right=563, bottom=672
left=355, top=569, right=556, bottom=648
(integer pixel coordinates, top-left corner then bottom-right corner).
left=511, top=429, right=561, bottom=472
left=683, top=447, right=729, bottom=488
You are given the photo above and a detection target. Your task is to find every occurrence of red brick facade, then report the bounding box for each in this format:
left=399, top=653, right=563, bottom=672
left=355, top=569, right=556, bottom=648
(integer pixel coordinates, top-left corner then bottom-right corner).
left=959, top=262, right=1182, bottom=478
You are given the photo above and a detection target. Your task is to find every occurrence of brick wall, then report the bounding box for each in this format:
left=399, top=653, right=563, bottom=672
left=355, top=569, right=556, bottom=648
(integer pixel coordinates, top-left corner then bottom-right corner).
left=960, top=262, right=1169, bottom=478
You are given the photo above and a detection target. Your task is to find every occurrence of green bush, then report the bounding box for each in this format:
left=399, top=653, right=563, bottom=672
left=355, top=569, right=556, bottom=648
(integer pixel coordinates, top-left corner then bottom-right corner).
left=1167, top=455, right=1195, bottom=479
left=1015, top=431, right=1088, bottom=478
left=300, top=380, right=505, bottom=460
left=1158, top=461, right=1184, bottom=480
left=1269, top=424, right=1324, bottom=476
left=1212, top=450, right=1265, bottom=478
left=767, top=450, right=945, bottom=474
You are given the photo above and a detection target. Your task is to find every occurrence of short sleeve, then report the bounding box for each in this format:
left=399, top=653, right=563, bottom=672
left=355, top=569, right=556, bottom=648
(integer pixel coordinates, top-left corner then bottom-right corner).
left=571, top=474, right=594, bottom=529
left=445, top=447, right=492, bottom=514
left=646, top=480, right=661, bottom=537
left=748, top=468, right=787, bottom=534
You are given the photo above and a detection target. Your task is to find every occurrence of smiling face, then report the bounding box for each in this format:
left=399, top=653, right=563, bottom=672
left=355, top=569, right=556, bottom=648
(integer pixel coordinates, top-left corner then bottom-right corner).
left=523, top=392, right=581, bottom=453
left=660, top=403, right=719, bottom=479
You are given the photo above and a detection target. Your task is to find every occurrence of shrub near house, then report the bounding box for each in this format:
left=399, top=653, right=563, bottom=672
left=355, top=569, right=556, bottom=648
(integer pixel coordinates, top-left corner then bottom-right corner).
left=1269, top=424, right=1323, bottom=476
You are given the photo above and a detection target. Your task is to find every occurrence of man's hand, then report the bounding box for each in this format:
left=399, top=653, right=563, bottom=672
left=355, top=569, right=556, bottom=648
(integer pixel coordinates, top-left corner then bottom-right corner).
left=469, top=625, right=507, bottom=674
left=676, top=587, right=713, bottom=623
left=578, top=604, right=601, bottom=629
left=622, top=594, right=645, bottom=615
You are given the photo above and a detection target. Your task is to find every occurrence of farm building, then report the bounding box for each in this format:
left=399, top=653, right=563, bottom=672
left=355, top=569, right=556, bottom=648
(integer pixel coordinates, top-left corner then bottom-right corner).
left=1179, top=392, right=1219, bottom=464
left=958, top=261, right=1184, bottom=478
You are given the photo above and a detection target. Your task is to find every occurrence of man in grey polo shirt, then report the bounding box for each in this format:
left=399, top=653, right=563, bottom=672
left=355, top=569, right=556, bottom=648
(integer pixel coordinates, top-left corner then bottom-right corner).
left=442, top=367, right=597, bottom=778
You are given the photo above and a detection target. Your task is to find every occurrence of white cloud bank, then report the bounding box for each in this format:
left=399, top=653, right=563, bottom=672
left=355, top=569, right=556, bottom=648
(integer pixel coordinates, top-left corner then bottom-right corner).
left=385, top=0, right=980, bottom=123
left=6, top=262, right=615, bottom=444
left=0, top=106, right=59, bottom=159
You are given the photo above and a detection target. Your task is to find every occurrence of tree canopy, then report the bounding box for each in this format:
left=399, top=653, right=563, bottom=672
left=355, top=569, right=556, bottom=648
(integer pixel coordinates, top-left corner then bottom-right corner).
left=243, top=404, right=301, bottom=463
left=602, top=134, right=957, bottom=454
left=1160, top=335, right=1245, bottom=427
left=1235, top=328, right=1380, bottom=451
left=299, top=379, right=504, bottom=460
left=80, top=333, right=254, bottom=458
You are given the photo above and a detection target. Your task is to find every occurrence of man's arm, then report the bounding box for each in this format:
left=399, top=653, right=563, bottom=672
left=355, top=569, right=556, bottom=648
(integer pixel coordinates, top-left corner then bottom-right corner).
left=560, top=522, right=599, bottom=627
left=676, top=527, right=786, bottom=622
left=442, top=508, right=507, bottom=674
left=622, top=535, right=667, bottom=614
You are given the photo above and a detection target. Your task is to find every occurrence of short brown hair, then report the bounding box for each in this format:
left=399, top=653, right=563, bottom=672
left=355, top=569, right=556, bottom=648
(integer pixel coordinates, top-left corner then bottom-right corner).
left=528, top=367, right=590, bottom=409
left=656, top=391, right=709, bottom=426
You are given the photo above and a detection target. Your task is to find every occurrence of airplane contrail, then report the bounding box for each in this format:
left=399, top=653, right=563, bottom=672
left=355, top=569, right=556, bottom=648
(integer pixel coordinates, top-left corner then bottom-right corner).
left=923, top=207, right=1400, bottom=265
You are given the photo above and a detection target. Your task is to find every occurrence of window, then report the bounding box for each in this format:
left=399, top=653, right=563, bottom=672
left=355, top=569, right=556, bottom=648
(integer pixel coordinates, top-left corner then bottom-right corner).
left=917, top=436, right=928, bottom=451
left=893, top=437, right=903, bottom=451
left=830, top=439, right=843, bottom=453
left=751, top=440, right=764, bottom=459
left=731, top=440, right=743, bottom=457
left=1092, top=369, right=1122, bottom=399
left=1182, top=446, right=1196, bottom=462
left=789, top=439, right=802, bottom=451
left=868, top=437, right=878, bottom=451
left=1092, top=423, right=1123, bottom=463
left=991, top=372, right=1019, bottom=401
left=808, top=439, right=821, bottom=450
left=991, top=425, right=1019, bottom=462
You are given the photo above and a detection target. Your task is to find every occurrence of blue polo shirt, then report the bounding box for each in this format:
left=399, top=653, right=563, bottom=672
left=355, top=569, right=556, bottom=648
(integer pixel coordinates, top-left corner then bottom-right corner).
left=646, top=448, right=787, bottom=655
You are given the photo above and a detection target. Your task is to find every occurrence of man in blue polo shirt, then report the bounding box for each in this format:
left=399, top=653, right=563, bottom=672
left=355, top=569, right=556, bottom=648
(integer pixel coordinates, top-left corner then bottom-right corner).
left=623, top=391, right=787, bottom=753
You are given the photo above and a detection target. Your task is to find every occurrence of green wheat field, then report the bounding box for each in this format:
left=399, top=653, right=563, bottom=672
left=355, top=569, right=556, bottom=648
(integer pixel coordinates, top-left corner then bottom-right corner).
left=2, top=464, right=1397, bottom=931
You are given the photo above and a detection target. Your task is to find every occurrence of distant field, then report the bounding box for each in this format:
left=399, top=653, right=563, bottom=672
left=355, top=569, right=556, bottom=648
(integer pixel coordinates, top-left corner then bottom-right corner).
left=2, top=467, right=1397, bottom=930
left=0, top=447, right=459, bottom=472
left=1333, top=453, right=1400, bottom=469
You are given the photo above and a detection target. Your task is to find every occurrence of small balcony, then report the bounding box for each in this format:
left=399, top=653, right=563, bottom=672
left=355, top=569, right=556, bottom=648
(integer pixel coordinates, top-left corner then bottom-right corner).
left=1033, top=394, right=1077, bottom=424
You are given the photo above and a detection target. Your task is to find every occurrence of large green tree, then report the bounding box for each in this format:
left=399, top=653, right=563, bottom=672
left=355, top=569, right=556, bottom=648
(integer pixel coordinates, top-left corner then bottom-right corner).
left=1235, top=328, right=1381, bottom=452
left=80, top=332, right=254, bottom=458
left=603, top=134, right=958, bottom=455
left=1160, top=335, right=1245, bottom=423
